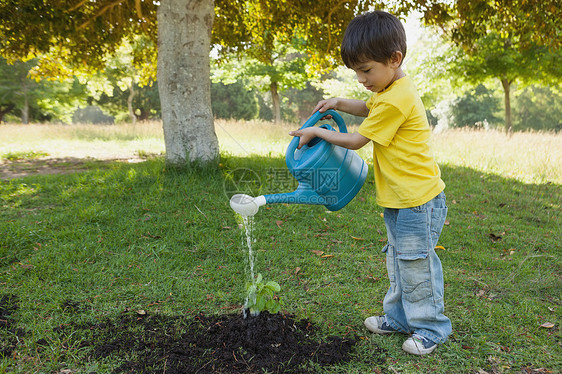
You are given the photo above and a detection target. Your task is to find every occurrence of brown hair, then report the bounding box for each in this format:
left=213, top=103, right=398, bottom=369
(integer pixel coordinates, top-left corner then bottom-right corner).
left=341, top=10, right=407, bottom=67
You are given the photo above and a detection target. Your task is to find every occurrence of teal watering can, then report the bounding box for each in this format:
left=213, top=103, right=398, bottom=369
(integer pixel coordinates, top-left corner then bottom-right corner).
left=230, top=110, right=368, bottom=216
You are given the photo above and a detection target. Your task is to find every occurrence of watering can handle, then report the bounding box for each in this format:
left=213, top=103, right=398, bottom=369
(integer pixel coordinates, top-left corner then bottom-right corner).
left=299, top=109, right=347, bottom=133
left=286, top=110, right=347, bottom=167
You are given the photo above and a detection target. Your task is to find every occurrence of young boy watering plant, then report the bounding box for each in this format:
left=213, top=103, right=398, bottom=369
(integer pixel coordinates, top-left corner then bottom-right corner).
left=289, top=10, right=451, bottom=355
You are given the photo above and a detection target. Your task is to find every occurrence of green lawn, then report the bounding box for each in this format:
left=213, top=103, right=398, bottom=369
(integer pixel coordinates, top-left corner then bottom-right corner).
left=1, top=152, right=560, bottom=373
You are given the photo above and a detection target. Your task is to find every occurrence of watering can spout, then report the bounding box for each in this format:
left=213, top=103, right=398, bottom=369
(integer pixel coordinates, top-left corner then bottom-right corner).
left=230, top=194, right=266, bottom=217
left=263, top=184, right=328, bottom=206
left=229, top=110, right=368, bottom=216
left=229, top=186, right=327, bottom=217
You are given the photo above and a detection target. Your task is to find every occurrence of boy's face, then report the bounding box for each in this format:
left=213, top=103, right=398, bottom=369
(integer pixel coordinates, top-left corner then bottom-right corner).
left=351, top=55, right=402, bottom=93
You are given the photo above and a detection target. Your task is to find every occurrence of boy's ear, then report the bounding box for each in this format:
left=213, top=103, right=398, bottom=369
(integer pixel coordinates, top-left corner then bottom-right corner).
left=390, top=51, right=403, bottom=67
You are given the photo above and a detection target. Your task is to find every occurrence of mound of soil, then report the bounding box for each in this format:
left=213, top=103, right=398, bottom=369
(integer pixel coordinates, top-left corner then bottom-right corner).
left=4, top=294, right=382, bottom=373
left=83, top=310, right=362, bottom=373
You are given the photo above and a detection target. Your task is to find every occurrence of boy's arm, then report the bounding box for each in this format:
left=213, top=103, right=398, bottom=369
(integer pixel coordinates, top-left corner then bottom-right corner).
left=313, top=98, right=369, bottom=117
left=291, top=97, right=371, bottom=150
left=289, top=127, right=370, bottom=150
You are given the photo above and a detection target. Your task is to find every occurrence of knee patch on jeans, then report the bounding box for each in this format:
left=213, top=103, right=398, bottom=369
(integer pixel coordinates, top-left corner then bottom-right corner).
left=398, top=257, right=433, bottom=303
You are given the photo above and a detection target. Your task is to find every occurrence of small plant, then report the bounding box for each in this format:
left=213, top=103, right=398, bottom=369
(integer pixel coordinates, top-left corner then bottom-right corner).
left=245, top=273, right=283, bottom=316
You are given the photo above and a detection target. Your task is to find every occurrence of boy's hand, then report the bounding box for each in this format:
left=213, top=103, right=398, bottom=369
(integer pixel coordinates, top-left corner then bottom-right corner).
left=288, top=127, right=318, bottom=149
left=313, top=97, right=370, bottom=118
left=313, top=98, right=339, bottom=118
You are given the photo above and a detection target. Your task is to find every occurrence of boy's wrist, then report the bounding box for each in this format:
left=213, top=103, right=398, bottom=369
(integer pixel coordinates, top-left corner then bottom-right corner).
left=332, top=98, right=340, bottom=111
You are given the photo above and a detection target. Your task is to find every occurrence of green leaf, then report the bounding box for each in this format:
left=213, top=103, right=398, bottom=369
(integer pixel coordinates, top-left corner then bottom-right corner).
left=271, top=303, right=281, bottom=314
left=246, top=284, right=257, bottom=294
left=256, top=296, right=266, bottom=311
left=265, top=299, right=281, bottom=314
left=265, top=281, right=281, bottom=292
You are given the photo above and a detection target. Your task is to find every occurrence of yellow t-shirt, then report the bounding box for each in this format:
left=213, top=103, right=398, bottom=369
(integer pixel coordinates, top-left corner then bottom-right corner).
left=358, top=76, right=444, bottom=209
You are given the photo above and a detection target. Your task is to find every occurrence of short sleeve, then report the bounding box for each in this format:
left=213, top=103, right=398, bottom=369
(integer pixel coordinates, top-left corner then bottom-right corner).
left=358, top=102, right=406, bottom=147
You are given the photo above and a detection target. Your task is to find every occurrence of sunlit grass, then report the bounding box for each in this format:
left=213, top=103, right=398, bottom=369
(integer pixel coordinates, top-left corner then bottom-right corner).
left=0, top=122, right=165, bottom=160
left=1, top=120, right=560, bottom=184
left=216, top=120, right=562, bottom=185
left=433, top=128, right=562, bottom=185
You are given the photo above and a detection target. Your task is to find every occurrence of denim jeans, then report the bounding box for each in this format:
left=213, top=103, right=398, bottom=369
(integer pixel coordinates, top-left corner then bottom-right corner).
left=382, top=191, right=452, bottom=344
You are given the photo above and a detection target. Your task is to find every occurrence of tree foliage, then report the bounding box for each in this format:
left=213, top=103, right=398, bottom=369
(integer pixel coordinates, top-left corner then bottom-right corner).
left=0, top=0, right=158, bottom=76
left=213, top=1, right=379, bottom=122
left=513, top=85, right=562, bottom=132
left=2, top=0, right=559, bottom=90
left=448, top=31, right=561, bottom=131
left=450, top=84, right=501, bottom=128
left=1, top=1, right=379, bottom=83
left=417, top=0, right=561, bottom=131
left=2, top=0, right=560, bottom=162
left=421, top=0, right=561, bottom=52
left=214, top=1, right=375, bottom=68
left=211, top=81, right=260, bottom=120
left=0, top=57, right=89, bottom=123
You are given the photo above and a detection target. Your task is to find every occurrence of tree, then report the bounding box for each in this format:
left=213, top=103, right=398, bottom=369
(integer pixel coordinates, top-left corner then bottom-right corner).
left=157, top=0, right=219, bottom=165
left=0, top=57, right=87, bottom=123
left=420, top=0, right=561, bottom=132
left=212, top=44, right=315, bottom=123
left=13, top=1, right=559, bottom=162
left=513, top=85, right=562, bottom=132
left=450, top=84, right=501, bottom=128
left=211, top=81, right=260, bottom=120
left=446, top=32, right=561, bottom=132
left=1, top=0, right=380, bottom=165
left=213, top=1, right=376, bottom=123
left=420, top=0, right=561, bottom=52
left=0, top=58, right=35, bottom=123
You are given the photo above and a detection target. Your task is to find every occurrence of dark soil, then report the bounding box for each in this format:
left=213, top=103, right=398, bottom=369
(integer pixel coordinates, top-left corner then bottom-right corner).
left=0, top=294, right=25, bottom=359
left=2, top=291, right=385, bottom=373
left=54, top=308, right=370, bottom=374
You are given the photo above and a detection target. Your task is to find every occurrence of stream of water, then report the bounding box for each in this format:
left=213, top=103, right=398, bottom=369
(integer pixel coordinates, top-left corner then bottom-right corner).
left=241, top=215, right=257, bottom=317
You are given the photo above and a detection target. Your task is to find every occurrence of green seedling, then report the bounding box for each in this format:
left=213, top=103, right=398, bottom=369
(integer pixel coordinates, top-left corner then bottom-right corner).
left=245, top=273, right=283, bottom=315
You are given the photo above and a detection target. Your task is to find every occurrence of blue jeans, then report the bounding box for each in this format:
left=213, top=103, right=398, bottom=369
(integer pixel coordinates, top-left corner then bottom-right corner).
left=382, top=191, right=452, bottom=344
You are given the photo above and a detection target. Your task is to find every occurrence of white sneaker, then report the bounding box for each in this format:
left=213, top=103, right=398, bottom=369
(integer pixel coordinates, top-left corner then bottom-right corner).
left=402, top=334, right=438, bottom=355
left=364, top=315, right=399, bottom=334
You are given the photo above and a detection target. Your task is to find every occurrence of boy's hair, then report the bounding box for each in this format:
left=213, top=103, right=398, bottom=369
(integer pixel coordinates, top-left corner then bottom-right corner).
left=341, top=10, right=407, bottom=68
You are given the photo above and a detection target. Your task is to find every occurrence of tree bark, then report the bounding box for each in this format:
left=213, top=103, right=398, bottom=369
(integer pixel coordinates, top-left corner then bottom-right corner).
left=271, top=81, right=281, bottom=123
left=500, top=77, right=512, bottom=133
left=157, top=0, right=219, bottom=166
left=22, top=90, right=29, bottom=124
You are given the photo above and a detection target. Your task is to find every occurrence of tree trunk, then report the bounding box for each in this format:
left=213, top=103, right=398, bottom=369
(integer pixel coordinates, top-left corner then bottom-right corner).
left=22, top=91, right=29, bottom=124
left=157, top=0, right=219, bottom=166
left=271, top=81, right=281, bottom=123
left=500, top=77, right=512, bottom=133
left=127, top=80, right=137, bottom=125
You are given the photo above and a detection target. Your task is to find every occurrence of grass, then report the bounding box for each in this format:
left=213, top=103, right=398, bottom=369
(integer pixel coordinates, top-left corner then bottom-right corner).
left=0, top=120, right=561, bottom=373
left=0, top=122, right=165, bottom=160
left=1, top=120, right=561, bottom=184
left=433, top=128, right=562, bottom=185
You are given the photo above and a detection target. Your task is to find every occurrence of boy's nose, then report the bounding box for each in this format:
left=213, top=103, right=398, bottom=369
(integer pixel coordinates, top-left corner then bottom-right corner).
left=356, top=73, right=366, bottom=83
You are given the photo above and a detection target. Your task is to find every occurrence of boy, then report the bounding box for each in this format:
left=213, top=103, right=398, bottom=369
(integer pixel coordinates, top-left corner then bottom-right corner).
left=289, top=10, right=452, bottom=355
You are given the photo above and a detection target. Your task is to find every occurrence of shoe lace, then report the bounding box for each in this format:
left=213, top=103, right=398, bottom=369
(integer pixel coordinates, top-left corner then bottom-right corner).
left=412, top=334, right=432, bottom=348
